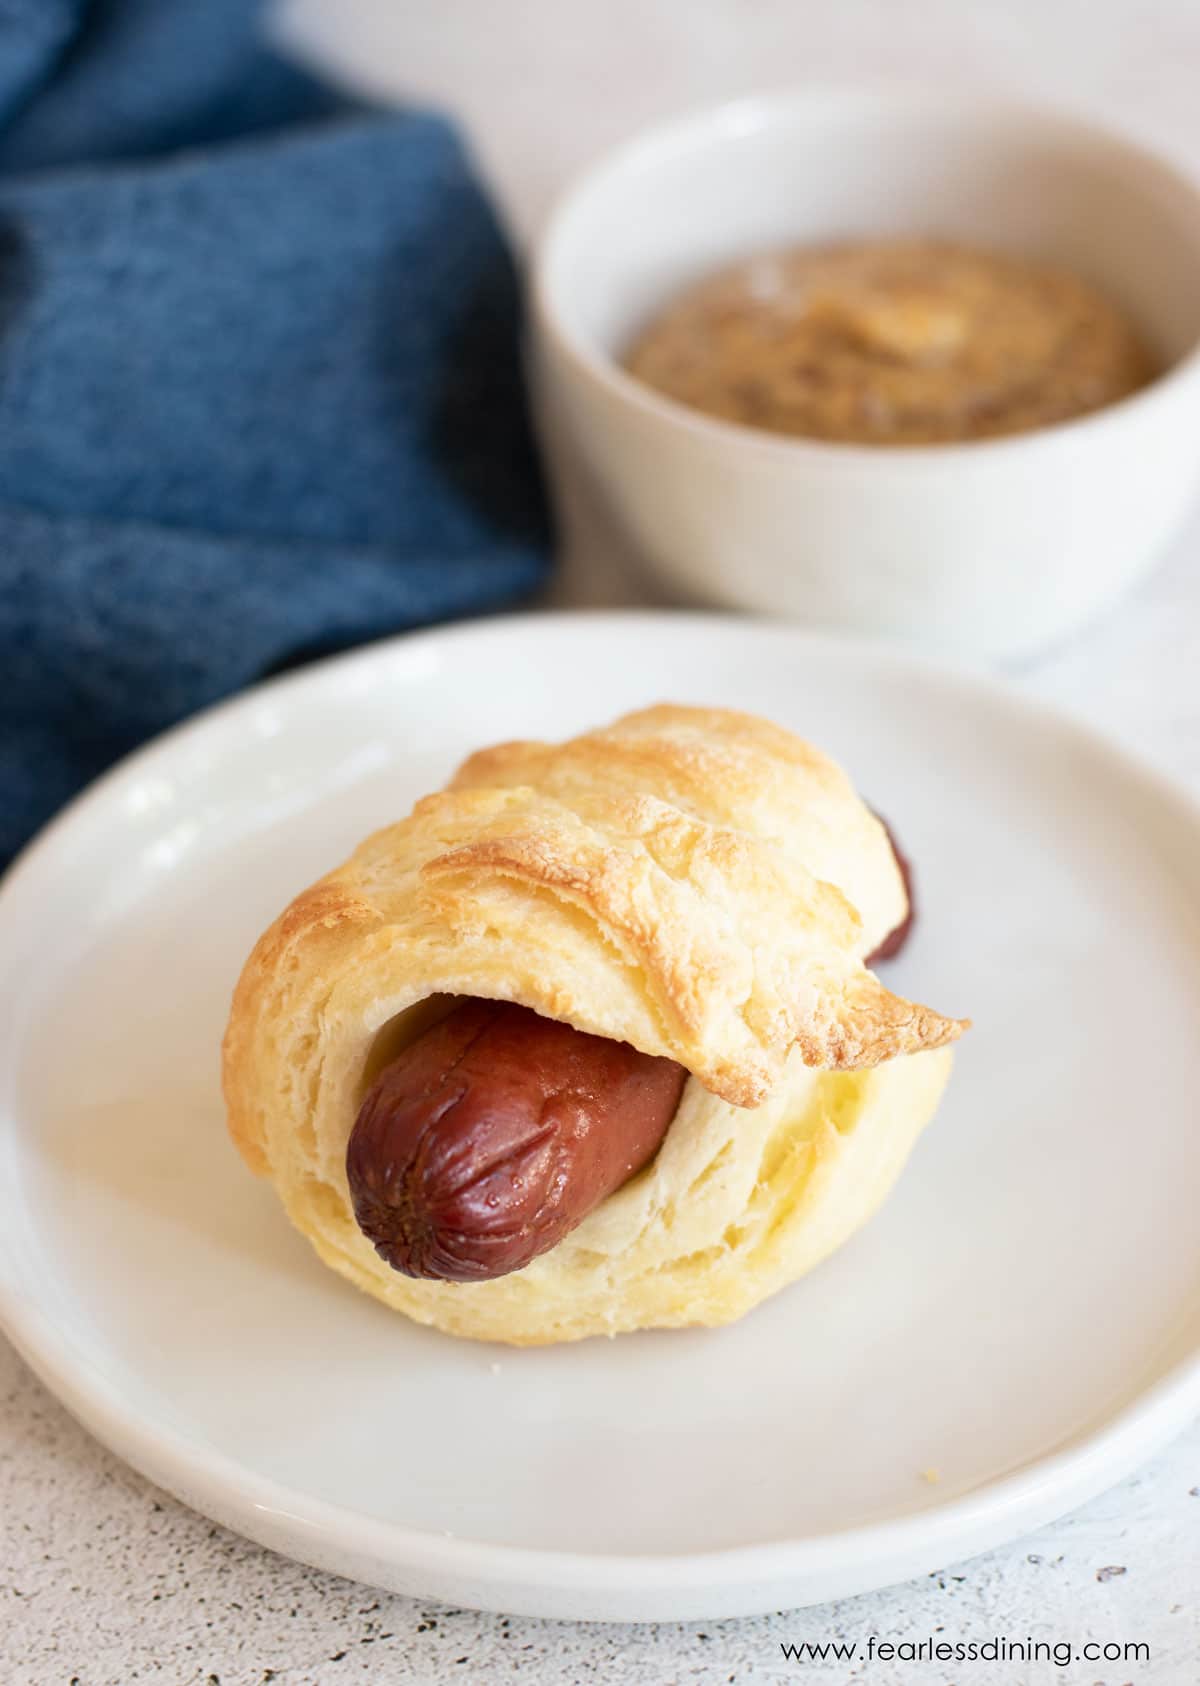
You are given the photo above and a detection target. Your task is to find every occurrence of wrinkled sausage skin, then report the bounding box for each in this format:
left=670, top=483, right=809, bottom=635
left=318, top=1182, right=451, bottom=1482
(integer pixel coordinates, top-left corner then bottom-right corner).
left=347, top=999, right=687, bottom=1283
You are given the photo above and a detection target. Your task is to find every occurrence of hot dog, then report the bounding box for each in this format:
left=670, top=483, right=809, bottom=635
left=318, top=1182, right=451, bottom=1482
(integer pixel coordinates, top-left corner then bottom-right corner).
left=347, top=999, right=688, bottom=1283
left=866, top=813, right=916, bottom=965
left=347, top=820, right=915, bottom=1284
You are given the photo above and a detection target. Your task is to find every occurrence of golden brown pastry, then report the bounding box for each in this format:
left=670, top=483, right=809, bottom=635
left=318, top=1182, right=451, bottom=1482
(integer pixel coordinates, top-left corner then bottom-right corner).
left=223, top=704, right=966, bottom=1343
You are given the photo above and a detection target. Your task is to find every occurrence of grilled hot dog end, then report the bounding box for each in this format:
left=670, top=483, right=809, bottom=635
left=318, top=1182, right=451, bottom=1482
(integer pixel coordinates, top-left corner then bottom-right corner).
left=867, top=813, right=916, bottom=965
left=347, top=999, right=687, bottom=1283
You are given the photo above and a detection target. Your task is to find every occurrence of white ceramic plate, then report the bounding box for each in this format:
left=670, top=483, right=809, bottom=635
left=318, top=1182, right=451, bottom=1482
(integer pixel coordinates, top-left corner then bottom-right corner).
left=2, top=612, right=1199, bottom=1622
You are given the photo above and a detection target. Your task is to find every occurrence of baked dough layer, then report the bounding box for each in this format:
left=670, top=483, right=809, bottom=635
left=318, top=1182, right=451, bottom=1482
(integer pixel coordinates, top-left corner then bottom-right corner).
left=223, top=704, right=964, bottom=1343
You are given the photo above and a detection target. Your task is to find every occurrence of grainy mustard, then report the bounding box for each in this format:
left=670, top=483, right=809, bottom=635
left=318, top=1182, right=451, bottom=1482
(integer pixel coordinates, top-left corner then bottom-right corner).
left=623, top=240, right=1155, bottom=445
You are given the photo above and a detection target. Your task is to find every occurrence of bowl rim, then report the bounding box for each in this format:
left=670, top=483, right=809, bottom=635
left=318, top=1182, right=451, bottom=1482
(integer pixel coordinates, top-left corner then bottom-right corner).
left=532, top=84, right=1200, bottom=466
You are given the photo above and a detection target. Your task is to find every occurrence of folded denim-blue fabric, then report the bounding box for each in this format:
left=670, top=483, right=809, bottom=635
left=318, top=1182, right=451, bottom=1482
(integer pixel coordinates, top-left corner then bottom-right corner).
left=0, top=0, right=551, bottom=864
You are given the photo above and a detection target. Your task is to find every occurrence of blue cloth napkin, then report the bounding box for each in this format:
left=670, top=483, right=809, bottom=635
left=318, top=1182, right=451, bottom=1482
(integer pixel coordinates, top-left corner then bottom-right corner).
left=0, top=0, right=551, bottom=866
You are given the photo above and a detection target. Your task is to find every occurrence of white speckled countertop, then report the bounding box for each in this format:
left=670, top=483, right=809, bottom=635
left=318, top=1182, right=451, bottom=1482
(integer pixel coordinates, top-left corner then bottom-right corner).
left=4, top=2, right=1200, bottom=1680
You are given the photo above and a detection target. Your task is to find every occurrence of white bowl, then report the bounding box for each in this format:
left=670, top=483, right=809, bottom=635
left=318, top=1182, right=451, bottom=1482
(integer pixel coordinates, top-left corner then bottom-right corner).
left=532, top=90, right=1200, bottom=660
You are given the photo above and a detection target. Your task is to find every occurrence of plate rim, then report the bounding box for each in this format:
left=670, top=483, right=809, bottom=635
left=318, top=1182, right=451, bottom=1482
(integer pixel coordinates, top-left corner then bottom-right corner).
left=3, top=608, right=1200, bottom=1611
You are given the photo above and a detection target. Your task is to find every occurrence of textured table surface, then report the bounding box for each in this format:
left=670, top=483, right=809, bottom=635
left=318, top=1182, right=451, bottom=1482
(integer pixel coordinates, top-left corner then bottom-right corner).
left=4, top=2, right=1200, bottom=1681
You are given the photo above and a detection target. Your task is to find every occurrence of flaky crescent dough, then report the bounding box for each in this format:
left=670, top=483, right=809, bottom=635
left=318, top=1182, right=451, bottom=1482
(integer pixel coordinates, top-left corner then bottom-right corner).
left=223, top=704, right=965, bottom=1343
